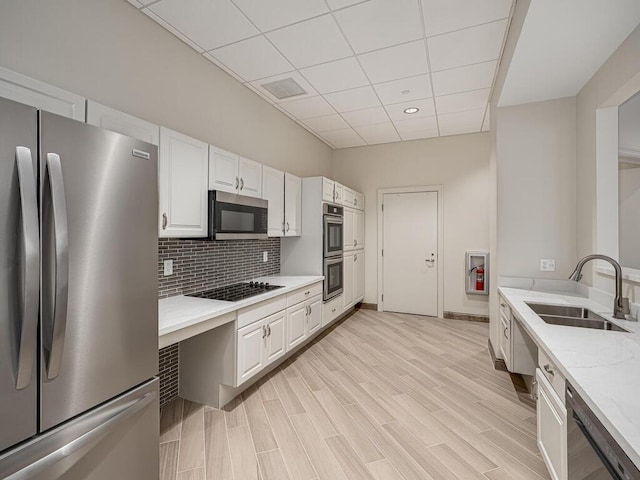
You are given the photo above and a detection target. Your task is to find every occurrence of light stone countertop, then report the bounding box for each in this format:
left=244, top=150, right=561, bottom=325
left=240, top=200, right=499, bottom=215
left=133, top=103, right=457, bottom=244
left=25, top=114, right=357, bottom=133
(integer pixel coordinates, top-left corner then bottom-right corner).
left=499, top=286, right=640, bottom=468
left=159, top=275, right=324, bottom=347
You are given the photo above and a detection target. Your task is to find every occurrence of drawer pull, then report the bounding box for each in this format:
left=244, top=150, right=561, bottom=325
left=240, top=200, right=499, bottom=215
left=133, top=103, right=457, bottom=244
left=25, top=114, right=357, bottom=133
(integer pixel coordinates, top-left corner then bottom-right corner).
left=305, top=291, right=310, bottom=296
left=500, top=303, right=506, bottom=308
left=503, top=327, right=508, bottom=339
left=543, top=364, right=555, bottom=376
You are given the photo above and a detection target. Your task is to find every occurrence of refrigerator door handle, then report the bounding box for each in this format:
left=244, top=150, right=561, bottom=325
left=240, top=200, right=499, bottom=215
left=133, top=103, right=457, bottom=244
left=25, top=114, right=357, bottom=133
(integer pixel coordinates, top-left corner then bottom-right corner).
left=44, top=153, right=69, bottom=381
left=3, top=390, right=156, bottom=480
left=15, top=147, right=39, bottom=390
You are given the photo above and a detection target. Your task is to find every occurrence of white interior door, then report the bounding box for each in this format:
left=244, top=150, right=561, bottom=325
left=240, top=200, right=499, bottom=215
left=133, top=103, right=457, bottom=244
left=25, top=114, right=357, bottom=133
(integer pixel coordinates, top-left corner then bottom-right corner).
left=382, top=191, right=438, bottom=316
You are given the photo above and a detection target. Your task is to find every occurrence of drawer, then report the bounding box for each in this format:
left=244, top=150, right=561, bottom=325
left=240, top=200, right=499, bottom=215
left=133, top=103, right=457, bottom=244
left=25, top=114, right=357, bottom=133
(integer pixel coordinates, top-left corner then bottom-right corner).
left=287, top=282, right=323, bottom=307
left=237, top=295, right=287, bottom=329
left=499, top=295, right=511, bottom=318
left=538, top=348, right=566, bottom=403
left=322, top=295, right=342, bottom=327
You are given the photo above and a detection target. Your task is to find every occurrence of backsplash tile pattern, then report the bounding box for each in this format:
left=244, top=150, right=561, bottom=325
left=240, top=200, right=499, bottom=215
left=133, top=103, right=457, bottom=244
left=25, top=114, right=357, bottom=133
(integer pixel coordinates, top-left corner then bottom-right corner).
left=157, top=237, right=281, bottom=405
left=158, top=238, right=281, bottom=298
left=159, top=344, right=179, bottom=407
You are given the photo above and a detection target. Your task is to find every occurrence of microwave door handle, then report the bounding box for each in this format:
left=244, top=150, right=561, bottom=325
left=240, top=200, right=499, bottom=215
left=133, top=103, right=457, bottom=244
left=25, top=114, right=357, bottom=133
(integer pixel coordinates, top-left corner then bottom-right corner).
left=44, top=153, right=69, bottom=380
left=15, top=147, right=39, bottom=390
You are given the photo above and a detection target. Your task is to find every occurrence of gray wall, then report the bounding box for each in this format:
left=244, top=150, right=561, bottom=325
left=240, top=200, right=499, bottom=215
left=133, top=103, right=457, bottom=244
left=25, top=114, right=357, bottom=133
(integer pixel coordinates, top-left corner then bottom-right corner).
left=0, top=0, right=332, bottom=178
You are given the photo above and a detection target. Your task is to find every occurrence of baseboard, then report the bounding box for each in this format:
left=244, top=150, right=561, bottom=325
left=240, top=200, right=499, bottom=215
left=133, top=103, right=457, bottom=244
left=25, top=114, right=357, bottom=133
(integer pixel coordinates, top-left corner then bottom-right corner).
left=444, top=311, right=489, bottom=323
left=487, top=338, right=507, bottom=372
left=358, top=302, right=377, bottom=310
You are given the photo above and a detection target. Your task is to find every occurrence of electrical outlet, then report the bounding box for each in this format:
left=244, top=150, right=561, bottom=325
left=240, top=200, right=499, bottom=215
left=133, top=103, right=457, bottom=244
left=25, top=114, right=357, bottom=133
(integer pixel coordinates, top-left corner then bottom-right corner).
left=163, top=259, right=173, bottom=276
left=263, top=251, right=268, bottom=262
left=540, top=259, right=556, bottom=272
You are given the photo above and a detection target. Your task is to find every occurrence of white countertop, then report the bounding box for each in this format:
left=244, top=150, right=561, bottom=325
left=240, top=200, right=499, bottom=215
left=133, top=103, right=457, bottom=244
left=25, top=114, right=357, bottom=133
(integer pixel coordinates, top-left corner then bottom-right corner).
left=159, top=276, right=324, bottom=344
left=499, top=286, right=640, bottom=467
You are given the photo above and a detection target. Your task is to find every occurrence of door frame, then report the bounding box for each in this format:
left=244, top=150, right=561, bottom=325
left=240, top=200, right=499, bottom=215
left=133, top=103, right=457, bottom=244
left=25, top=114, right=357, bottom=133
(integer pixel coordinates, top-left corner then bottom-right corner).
left=377, top=185, right=444, bottom=317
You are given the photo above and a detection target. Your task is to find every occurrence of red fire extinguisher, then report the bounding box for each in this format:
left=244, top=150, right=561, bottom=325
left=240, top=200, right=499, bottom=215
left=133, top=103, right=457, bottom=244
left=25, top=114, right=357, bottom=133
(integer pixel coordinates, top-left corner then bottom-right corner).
left=476, top=265, right=485, bottom=291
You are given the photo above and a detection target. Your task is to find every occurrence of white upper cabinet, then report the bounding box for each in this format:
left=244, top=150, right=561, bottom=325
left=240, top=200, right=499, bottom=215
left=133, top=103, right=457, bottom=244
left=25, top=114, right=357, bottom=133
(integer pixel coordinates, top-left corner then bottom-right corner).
left=86, top=100, right=159, bottom=145
left=262, top=165, right=285, bottom=237
left=209, top=146, right=262, bottom=198
left=284, top=173, right=302, bottom=237
left=354, top=209, right=365, bottom=249
left=159, top=127, right=209, bottom=237
left=334, top=182, right=345, bottom=205
left=0, top=66, right=85, bottom=121
left=354, top=191, right=365, bottom=210
left=209, top=146, right=240, bottom=193
left=239, top=156, right=262, bottom=197
left=343, top=187, right=355, bottom=208
left=322, top=177, right=335, bottom=203
left=343, top=207, right=355, bottom=251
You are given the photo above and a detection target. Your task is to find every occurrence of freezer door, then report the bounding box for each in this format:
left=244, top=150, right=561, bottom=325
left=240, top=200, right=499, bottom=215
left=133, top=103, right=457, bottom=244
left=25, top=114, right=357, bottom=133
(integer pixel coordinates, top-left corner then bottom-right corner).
left=0, top=378, right=159, bottom=480
left=39, top=112, right=159, bottom=431
left=0, top=97, right=39, bottom=452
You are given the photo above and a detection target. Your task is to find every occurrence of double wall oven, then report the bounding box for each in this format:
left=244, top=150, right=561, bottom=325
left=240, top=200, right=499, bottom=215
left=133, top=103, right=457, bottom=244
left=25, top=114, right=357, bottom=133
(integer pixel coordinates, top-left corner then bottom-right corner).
left=323, top=203, right=343, bottom=301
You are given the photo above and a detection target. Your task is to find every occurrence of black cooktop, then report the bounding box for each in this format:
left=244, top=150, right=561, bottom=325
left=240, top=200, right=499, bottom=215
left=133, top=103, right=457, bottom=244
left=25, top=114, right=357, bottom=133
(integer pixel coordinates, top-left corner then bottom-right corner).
left=187, top=281, right=283, bottom=302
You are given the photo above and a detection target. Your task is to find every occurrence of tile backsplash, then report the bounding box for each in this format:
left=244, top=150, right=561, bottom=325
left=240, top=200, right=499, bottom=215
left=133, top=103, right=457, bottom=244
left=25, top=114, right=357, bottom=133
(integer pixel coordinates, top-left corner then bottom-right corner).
left=158, top=238, right=281, bottom=298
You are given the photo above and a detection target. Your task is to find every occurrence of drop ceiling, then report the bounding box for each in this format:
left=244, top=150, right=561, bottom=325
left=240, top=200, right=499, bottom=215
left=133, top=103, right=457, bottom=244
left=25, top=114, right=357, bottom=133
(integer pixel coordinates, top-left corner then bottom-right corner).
left=127, top=0, right=513, bottom=148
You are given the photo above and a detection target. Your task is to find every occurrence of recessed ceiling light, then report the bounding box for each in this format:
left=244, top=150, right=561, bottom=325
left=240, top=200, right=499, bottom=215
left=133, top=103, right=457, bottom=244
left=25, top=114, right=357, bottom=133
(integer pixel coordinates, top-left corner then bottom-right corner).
left=403, top=107, right=419, bottom=114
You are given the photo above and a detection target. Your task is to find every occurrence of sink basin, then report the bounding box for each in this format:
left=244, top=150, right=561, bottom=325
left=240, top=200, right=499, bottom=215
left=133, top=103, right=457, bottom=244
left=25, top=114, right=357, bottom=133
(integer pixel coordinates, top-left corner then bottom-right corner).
left=538, top=315, right=628, bottom=332
left=525, top=302, right=628, bottom=332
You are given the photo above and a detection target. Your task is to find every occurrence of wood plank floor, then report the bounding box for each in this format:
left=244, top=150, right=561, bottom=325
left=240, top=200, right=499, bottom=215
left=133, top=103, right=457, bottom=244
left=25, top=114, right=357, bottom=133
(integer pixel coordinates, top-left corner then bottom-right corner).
left=160, top=309, right=550, bottom=480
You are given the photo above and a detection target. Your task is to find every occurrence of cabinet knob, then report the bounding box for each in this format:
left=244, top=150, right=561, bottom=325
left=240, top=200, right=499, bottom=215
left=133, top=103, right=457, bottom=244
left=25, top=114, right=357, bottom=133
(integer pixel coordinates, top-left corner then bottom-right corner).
left=286, top=222, right=290, bottom=232
left=354, top=198, right=358, bottom=206
left=240, top=177, right=244, bottom=190
left=162, top=213, right=168, bottom=230
left=262, top=325, right=267, bottom=339
left=235, top=177, right=239, bottom=189
left=503, top=327, right=508, bottom=339
left=543, top=364, right=555, bottom=376
left=267, top=325, right=271, bottom=336
left=305, top=291, right=310, bottom=296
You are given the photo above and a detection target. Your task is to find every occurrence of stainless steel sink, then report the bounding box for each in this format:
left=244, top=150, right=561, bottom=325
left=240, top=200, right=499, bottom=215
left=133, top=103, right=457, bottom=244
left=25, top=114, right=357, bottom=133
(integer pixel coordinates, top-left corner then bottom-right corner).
left=525, top=302, right=628, bottom=332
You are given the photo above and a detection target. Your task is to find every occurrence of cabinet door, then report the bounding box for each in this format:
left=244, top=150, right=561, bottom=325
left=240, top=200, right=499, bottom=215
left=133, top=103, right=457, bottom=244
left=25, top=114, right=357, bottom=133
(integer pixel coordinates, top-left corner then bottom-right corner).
left=343, top=208, right=355, bottom=251
left=262, top=166, right=285, bottom=237
left=237, top=321, right=265, bottom=385
left=355, top=251, right=365, bottom=303
left=536, top=370, right=567, bottom=480
left=343, top=253, right=355, bottom=311
left=354, top=210, right=365, bottom=249
left=307, top=296, right=322, bottom=336
left=499, top=313, right=511, bottom=369
left=287, top=303, right=308, bottom=350
left=86, top=100, right=159, bottom=145
left=264, top=311, right=287, bottom=366
left=159, top=127, right=209, bottom=237
left=209, top=146, right=239, bottom=193
left=284, top=173, right=302, bottom=237
left=239, top=156, right=262, bottom=198
left=354, top=191, right=365, bottom=210
left=322, top=177, right=335, bottom=202
left=343, top=187, right=355, bottom=207
left=334, top=182, right=344, bottom=205
left=0, top=66, right=85, bottom=121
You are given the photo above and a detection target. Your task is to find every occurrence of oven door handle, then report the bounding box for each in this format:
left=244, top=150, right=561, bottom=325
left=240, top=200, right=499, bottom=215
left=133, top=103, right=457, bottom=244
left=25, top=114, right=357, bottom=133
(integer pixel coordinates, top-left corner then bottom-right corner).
left=572, top=412, right=620, bottom=479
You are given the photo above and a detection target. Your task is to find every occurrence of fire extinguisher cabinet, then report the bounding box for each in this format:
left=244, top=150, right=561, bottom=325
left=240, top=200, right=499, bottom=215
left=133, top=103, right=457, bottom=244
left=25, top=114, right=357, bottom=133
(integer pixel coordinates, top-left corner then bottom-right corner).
left=466, top=251, right=489, bottom=295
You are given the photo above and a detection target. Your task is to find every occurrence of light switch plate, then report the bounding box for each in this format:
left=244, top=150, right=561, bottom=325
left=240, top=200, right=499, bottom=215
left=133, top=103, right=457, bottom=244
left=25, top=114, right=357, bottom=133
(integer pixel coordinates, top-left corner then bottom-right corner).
left=263, top=251, right=268, bottom=262
left=540, top=259, right=556, bottom=272
left=163, top=259, right=173, bottom=276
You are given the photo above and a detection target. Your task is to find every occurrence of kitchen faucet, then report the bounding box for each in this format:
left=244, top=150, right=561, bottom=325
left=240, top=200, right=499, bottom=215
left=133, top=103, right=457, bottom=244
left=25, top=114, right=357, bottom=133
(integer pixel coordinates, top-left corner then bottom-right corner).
left=568, top=254, right=630, bottom=319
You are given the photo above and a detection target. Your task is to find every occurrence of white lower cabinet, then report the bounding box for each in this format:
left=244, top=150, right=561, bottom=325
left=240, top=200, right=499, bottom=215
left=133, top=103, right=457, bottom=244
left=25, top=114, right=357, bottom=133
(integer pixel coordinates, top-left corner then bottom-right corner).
left=264, top=311, right=286, bottom=365
left=322, top=295, right=342, bottom=327
left=286, top=303, right=308, bottom=350
left=536, top=369, right=567, bottom=480
left=308, top=296, right=322, bottom=335
left=237, top=320, right=266, bottom=385
left=355, top=251, right=365, bottom=302
left=343, top=251, right=365, bottom=310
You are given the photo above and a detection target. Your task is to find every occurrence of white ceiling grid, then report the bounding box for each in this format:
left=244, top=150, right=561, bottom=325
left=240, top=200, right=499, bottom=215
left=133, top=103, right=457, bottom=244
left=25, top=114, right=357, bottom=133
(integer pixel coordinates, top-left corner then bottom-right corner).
left=129, top=0, right=513, bottom=149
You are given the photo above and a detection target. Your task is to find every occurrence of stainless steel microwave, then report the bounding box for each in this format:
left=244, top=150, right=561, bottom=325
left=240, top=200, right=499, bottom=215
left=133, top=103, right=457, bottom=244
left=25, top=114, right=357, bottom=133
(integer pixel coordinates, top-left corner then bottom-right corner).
left=208, top=191, right=268, bottom=240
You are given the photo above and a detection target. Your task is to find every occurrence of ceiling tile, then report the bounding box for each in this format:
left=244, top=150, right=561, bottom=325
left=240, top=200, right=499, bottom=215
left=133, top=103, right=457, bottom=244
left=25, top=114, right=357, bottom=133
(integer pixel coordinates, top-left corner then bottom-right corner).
left=303, top=114, right=350, bottom=132
left=397, top=128, right=440, bottom=141
left=385, top=98, right=436, bottom=121
left=334, top=0, right=423, bottom=54
left=358, top=40, right=429, bottom=84
left=437, top=108, right=484, bottom=136
left=394, top=115, right=438, bottom=135
left=232, top=0, right=328, bottom=31
left=143, top=9, right=207, bottom=52
left=209, top=36, right=293, bottom=81
left=300, top=57, right=369, bottom=94
left=428, top=20, right=508, bottom=72
left=373, top=74, right=432, bottom=105
left=431, top=60, right=496, bottom=96
left=435, top=88, right=490, bottom=114
left=421, top=0, right=512, bottom=37
left=203, top=53, right=247, bottom=82
left=249, top=71, right=318, bottom=103
left=319, top=128, right=366, bottom=148
left=326, top=0, right=367, bottom=10
left=324, top=86, right=381, bottom=113
left=149, top=0, right=259, bottom=51
left=279, top=96, right=336, bottom=119
left=354, top=122, right=401, bottom=145
left=266, top=15, right=352, bottom=69
left=342, top=106, right=390, bottom=127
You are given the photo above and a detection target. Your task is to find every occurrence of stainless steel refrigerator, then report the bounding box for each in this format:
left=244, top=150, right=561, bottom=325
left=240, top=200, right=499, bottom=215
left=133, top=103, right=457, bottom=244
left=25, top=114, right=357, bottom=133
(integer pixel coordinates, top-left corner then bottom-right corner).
left=0, top=96, right=159, bottom=479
